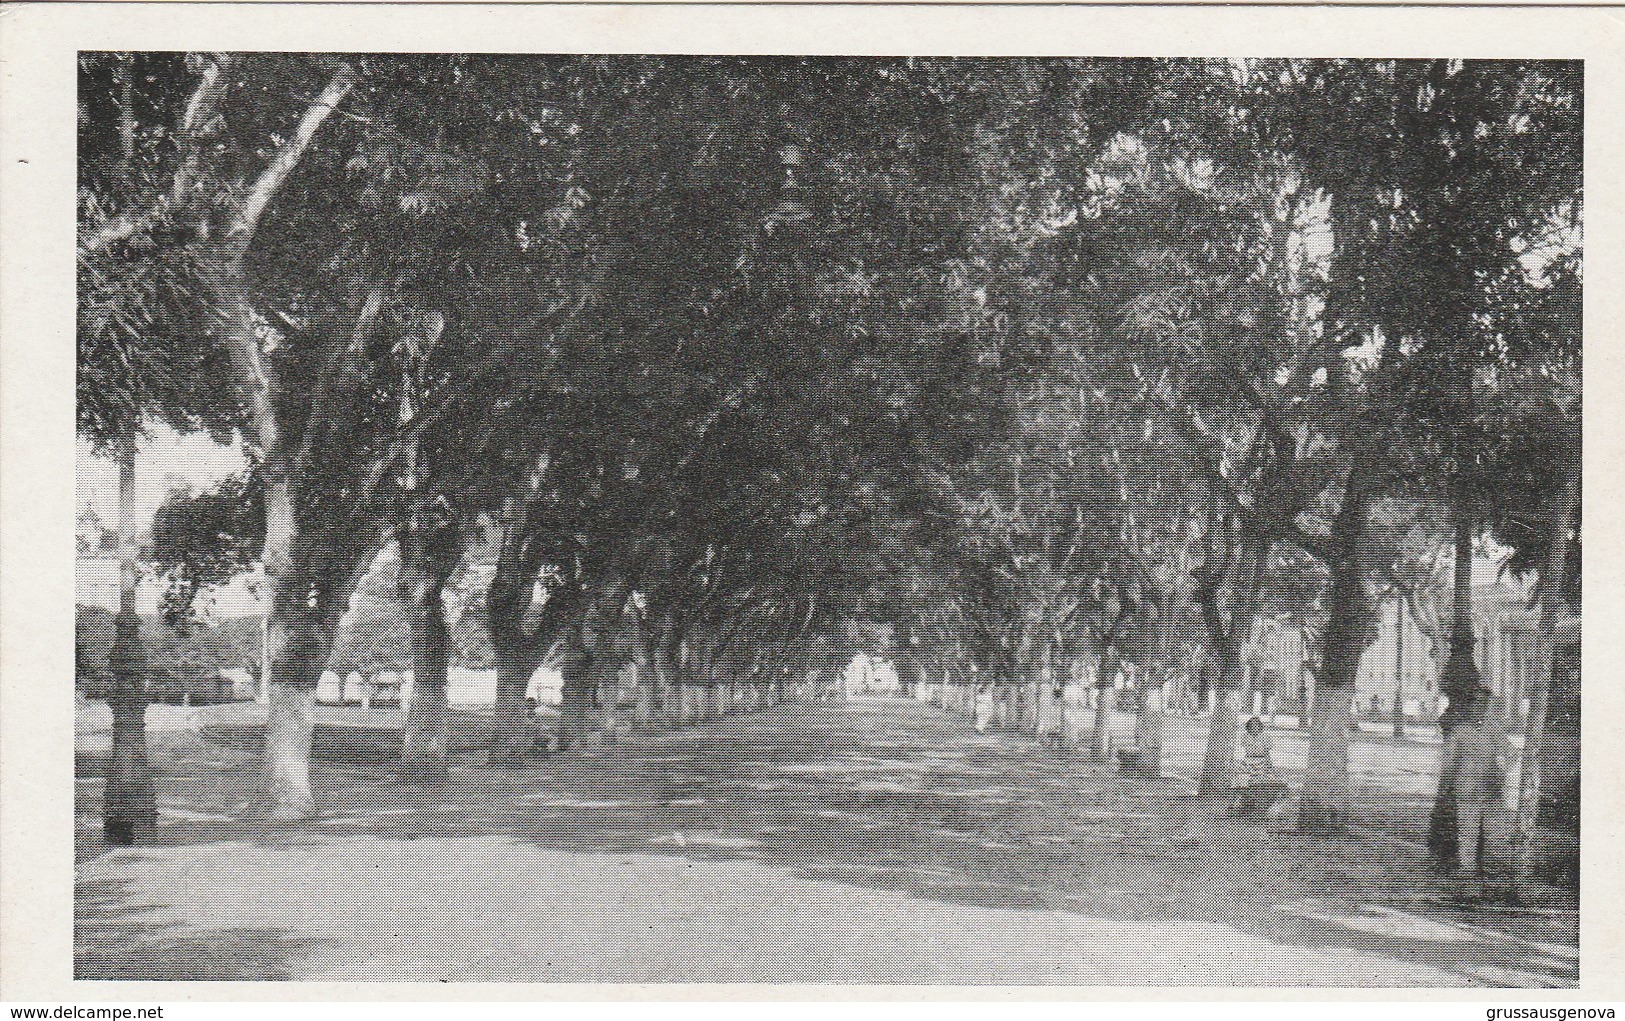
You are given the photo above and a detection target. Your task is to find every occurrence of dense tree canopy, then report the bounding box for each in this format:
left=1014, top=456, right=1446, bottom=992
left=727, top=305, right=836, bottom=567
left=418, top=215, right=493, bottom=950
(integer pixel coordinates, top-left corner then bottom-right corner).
left=81, top=53, right=1581, bottom=859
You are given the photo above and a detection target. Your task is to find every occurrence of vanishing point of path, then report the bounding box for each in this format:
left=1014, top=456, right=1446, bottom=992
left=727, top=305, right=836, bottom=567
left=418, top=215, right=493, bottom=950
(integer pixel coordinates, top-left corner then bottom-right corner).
left=75, top=699, right=1578, bottom=985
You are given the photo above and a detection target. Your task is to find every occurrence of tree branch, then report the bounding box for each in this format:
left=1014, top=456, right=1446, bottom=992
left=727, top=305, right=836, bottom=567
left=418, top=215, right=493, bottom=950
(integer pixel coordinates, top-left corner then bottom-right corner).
left=229, top=62, right=358, bottom=249
left=290, top=284, right=387, bottom=486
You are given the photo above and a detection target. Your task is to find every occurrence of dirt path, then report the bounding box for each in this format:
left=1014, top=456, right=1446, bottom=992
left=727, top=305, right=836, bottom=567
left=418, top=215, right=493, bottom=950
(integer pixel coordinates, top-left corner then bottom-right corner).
left=74, top=699, right=1577, bottom=985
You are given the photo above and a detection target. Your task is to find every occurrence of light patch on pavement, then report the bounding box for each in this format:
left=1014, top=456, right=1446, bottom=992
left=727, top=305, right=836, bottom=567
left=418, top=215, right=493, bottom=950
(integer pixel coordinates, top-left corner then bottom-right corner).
left=649, top=831, right=762, bottom=849
left=1276, top=899, right=1479, bottom=942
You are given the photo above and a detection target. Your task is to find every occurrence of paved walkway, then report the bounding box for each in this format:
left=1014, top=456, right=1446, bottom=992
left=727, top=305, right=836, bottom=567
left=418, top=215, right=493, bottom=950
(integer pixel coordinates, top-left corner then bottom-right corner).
left=75, top=699, right=1577, bottom=985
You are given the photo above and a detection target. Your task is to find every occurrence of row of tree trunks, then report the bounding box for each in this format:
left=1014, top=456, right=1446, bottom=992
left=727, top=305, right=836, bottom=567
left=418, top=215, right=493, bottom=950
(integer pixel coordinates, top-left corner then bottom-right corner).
left=426, top=572, right=800, bottom=770
left=929, top=649, right=1244, bottom=784
left=929, top=671, right=1164, bottom=777
left=925, top=458, right=1563, bottom=857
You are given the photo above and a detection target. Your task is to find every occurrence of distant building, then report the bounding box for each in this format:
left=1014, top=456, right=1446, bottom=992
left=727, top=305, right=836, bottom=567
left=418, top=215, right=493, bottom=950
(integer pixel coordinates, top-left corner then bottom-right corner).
left=843, top=651, right=901, bottom=696
left=75, top=504, right=122, bottom=612
left=1249, top=553, right=1553, bottom=726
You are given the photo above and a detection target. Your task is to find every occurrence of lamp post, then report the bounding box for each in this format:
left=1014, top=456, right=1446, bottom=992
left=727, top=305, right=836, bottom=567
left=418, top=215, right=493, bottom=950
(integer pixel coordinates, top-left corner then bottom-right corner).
left=104, top=434, right=155, bottom=846
left=102, top=56, right=156, bottom=848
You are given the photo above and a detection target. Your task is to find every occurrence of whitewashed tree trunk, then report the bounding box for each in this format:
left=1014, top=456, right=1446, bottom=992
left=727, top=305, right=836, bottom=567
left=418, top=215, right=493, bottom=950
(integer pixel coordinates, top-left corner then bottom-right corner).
left=1091, top=650, right=1118, bottom=760
left=400, top=595, right=450, bottom=781
left=1511, top=455, right=1580, bottom=899
left=1136, top=677, right=1166, bottom=777
left=264, top=673, right=318, bottom=820
left=1199, top=687, right=1242, bottom=795
left=1302, top=683, right=1356, bottom=829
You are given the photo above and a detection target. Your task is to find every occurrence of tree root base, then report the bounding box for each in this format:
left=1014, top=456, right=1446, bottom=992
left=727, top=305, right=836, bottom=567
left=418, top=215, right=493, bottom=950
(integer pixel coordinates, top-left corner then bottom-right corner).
left=102, top=816, right=157, bottom=847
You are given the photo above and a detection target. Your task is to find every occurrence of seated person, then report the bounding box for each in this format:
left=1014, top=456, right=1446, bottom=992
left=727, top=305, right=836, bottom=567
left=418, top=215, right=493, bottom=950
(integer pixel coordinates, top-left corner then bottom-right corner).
left=1233, top=716, right=1286, bottom=815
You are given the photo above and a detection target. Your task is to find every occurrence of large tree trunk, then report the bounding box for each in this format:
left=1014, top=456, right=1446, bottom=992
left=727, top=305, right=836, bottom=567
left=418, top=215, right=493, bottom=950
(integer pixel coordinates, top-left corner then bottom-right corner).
left=226, top=271, right=371, bottom=820
left=1299, top=476, right=1375, bottom=835
left=491, top=641, right=537, bottom=763
left=259, top=473, right=319, bottom=820
left=695, top=636, right=721, bottom=720
left=242, top=366, right=363, bottom=820
left=633, top=657, right=656, bottom=728
left=1199, top=686, right=1243, bottom=797
left=400, top=585, right=450, bottom=782
left=1134, top=667, right=1166, bottom=777
left=256, top=481, right=375, bottom=817
left=1058, top=658, right=1085, bottom=748
left=1510, top=454, right=1580, bottom=901
left=487, top=500, right=545, bottom=765
left=636, top=607, right=670, bottom=729
left=398, top=507, right=457, bottom=781
left=263, top=669, right=318, bottom=820
left=101, top=69, right=361, bottom=826
left=1027, top=667, right=1044, bottom=737
left=650, top=634, right=681, bottom=727
left=1135, top=580, right=1181, bottom=776
left=674, top=640, right=695, bottom=724
left=556, top=624, right=595, bottom=749
left=1301, top=683, right=1356, bottom=832
left=260, top=547, right=346, bottom=821
left=1091, top=646, right=1119, bottom=760
left=1033, top=645, right=1056, bottom=744
left=192, top=61, right=361, bottom=822
left=594, top=650, right=624, bottom=738
left=103, top=66, right=368, bottom=824
left=1198, top=531, right=1268, bottom=797
left=1429, top=504, right=1482, bottom=862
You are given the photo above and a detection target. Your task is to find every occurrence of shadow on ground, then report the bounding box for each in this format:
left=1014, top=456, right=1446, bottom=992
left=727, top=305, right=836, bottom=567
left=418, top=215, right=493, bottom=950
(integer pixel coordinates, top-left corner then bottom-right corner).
left=77, top=876, right=345, bottom=980
left=75, top=701, right=1578, bottom=985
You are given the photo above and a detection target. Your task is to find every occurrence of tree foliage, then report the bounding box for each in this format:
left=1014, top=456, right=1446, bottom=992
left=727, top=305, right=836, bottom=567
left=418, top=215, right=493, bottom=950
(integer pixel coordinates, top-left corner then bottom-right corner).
left=81, top=55, right=1582, bottom=832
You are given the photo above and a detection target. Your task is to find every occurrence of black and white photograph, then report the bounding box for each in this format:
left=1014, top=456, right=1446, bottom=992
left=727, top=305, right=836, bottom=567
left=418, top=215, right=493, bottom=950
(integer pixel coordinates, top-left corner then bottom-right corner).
left=4, top=7, right=1604, bottom=995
